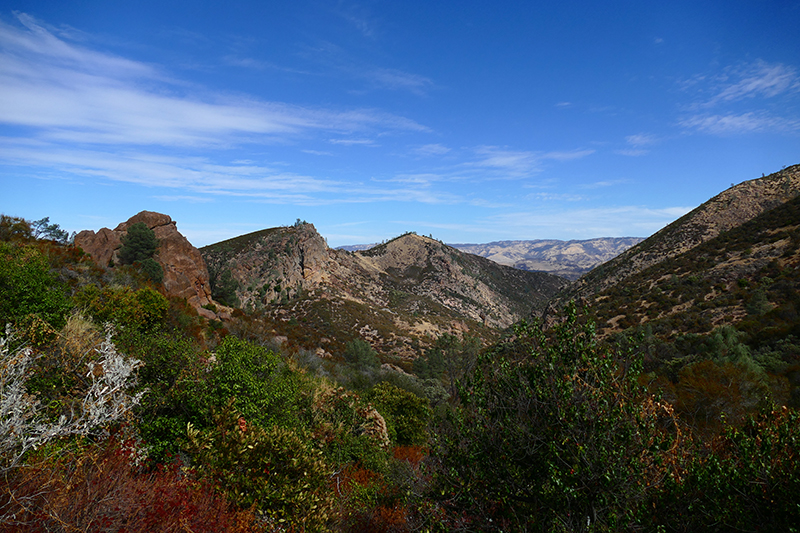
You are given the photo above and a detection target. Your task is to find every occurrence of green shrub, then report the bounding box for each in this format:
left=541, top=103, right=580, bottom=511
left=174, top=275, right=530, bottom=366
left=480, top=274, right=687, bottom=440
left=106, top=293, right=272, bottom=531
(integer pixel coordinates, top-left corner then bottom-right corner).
left=209, top=336, right=300, bottom=429
left=343, top=338, right=380, bottom=369
left=367, top=382, right=430, bottom=446
left=74, top=284, right=168, bottom=332
left=431, top=303, right=672, bottom=531
left=115, top=330, right=206, bottom=459
left=137, top=257, right=164, bottom=284
left=118, top=222, right=163, bottom=283
left=650, top=408, right=800, bottom=532
left=186, top=402, right=333, bottom=530
left=211, top=268, right=239, bottom=307
left=119, top=222, right=158, bottom=264
left=0, top=242, right=71, bottom=330
left=0, top=214, right=33, bottom=242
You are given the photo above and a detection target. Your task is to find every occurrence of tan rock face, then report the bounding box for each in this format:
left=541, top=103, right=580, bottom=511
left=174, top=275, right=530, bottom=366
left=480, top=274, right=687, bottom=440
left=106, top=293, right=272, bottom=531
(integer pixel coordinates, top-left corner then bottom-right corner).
left=74, top=211, right=213, bottom=310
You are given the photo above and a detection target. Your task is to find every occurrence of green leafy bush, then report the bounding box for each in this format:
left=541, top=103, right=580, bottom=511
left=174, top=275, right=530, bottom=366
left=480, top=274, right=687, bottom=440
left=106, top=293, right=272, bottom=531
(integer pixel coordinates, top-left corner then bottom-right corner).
left=367, top=382, right=430, bottom=446
left=115, top=330, right=206, bottom=459
left=0, top=242, right=71, bottom=330
left=209, top=336, right=301, bottom=429
left=0, top=214, right=34, bottom=242
left=343, top=338, right=380, bottom=369
left=310, top=386, right=391, bottom=471
left=650, top=407, right=800, bottom=532
left=187, top=402, right=333, bottom=530
left=431, top=304, right=673, bottom=531
left=74, top=284, right=168, bottom=332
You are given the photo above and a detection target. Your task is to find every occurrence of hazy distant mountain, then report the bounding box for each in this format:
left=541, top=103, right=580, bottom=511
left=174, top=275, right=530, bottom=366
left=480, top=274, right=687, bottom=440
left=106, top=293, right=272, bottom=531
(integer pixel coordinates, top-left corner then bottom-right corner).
left=337, top=243, right=378, bottom=252
left=450, top=238, right=644, bottom=280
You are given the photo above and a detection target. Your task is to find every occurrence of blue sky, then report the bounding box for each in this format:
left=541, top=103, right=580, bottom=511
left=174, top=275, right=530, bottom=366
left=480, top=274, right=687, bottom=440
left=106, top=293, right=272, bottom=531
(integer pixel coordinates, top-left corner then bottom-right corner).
left=1, top=1, right=799, bottom=247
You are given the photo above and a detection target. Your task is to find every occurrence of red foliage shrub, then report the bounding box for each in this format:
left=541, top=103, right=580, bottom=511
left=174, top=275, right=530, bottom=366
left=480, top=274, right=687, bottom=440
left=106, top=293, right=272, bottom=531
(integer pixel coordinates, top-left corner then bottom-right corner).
left=0, top=439, right=262, bottom=533
left=391, top=446, right=426, bottom=465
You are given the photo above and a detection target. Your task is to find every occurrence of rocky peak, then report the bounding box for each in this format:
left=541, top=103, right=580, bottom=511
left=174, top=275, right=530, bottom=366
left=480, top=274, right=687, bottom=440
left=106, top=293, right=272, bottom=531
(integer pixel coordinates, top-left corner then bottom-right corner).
left=74, top=211, right=215, bottom=314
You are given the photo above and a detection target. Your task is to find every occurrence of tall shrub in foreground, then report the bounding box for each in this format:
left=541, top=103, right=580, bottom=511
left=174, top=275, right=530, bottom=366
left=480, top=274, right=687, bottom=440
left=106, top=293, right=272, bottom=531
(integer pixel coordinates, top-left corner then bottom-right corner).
left=649, top=406, right=800, bottom=532
left=431, top=304, right=676, bottom=531
left=187, top=402, right=334, bottom=531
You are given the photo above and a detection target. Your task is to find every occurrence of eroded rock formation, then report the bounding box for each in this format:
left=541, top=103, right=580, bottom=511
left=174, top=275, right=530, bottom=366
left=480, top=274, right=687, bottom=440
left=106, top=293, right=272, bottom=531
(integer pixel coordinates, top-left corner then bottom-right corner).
left=75, top=211, right=216, bottom=313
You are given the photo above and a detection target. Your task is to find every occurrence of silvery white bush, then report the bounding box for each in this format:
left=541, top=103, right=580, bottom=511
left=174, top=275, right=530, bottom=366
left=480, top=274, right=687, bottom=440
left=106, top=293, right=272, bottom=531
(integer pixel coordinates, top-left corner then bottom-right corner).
left=0, top=325, right=144, bottom=473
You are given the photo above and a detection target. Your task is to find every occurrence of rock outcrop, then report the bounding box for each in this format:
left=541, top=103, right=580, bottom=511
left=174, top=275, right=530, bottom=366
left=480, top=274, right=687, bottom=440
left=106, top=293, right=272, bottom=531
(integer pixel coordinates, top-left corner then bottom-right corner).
left=75, top=211, right=215, bottom=313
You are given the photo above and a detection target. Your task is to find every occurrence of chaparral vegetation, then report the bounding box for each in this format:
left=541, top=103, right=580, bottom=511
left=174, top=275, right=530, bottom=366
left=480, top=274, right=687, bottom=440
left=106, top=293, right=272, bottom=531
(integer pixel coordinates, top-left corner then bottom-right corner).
left=1, top=205, right=799, bottom=533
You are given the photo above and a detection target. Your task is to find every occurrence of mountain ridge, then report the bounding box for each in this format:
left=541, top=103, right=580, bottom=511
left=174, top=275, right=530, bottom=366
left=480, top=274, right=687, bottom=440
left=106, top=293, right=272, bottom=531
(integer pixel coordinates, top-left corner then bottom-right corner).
left=201, top=225, right=568, bottom=359
left=556, top=164, right=800, bottom=306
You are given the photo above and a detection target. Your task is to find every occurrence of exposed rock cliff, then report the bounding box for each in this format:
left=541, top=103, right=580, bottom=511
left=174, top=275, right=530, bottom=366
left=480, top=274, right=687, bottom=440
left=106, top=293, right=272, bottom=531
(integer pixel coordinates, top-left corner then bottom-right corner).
left=75, top=211, right=215, bottom=313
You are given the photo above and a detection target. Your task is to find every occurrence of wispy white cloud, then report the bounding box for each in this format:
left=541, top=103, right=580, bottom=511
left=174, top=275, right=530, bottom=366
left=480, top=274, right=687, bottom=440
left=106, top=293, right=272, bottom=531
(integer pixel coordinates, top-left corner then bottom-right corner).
left=579, top=179, right=631, bottom=189
left=328, top=138, right=377, bottom=146
left=389, top=204, right=693, bottom=240
left=298, top=39, right=434, bottom=96
left=368, top=68, right=433, bottom=95
left=0, top=141, right=463, bottom=206
left=541, top=149, right=595, bottom=161
left=471, top=146, right=594, bottom=178
left=615, top=149, right=649, bottom=157
left=614, top=133, right=658, bottom=156
left=0, top=14, right=427, bottom=149
left=625, top=133, right=658, bottom=146
left=526, top=192, right=586, bottom=202
left=413, top=143, right=451, bottom=156
left=712, top=61, right=799, bottom=104
left=152, top=195, right=213, bottom=203
left=473, top=147, right=540, bottom=177
left=679, top=112, right=800, bottom=135
left=488, top=205, right=693, bottom=238
left=336, top=4, right=379, bottom=38
left=677, top=60, right=800, bottom=136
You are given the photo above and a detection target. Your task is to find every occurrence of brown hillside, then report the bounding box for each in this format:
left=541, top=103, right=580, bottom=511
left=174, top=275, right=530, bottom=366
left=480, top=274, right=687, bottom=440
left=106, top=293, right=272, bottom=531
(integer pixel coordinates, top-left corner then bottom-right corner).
left=559, top=164, right=800, bottom=304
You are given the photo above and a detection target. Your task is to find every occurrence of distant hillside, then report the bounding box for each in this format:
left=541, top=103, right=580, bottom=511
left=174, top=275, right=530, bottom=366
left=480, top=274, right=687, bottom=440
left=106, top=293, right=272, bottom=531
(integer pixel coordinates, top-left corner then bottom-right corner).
left=451, top=237, right=643, bottom=280
left=337, top=243, right=377, bottom=252
left=558, top=164, right=800, bottom=305
left=202, top=226, right=568, bottom=360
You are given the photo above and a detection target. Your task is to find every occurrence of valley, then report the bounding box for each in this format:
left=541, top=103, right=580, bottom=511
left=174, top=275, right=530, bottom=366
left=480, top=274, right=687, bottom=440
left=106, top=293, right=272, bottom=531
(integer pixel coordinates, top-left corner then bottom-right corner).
left=3, top=164, right=800, bottom=531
